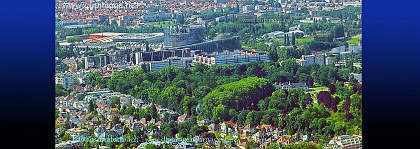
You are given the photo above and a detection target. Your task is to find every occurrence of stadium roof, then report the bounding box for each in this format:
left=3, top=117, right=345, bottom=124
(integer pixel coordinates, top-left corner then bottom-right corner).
left=90, top=32, right=128, bottom=37
left=213, top=34, right=233, bottom=40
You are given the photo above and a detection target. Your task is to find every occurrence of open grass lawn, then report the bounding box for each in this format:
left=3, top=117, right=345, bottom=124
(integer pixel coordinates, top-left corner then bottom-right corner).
left=296, top=37, right=314, bottom=45
left=347, top=34, right=362, bottom=44
left=148, top=21, right=175, bottom=28
left=353, top=34, right=362, bottom=39
left=256, top=21, right=282, bottom=26
left=347, top=38, right=358, bottom=44
left=308, top=83, right=329, bottom=103
left=241, top=45, right=254, bottom=49
left=309, top=92, right=318, bottom=103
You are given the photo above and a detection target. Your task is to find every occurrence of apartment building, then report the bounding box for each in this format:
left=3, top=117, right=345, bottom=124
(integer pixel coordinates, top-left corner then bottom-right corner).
left=327, top=135, right=362, bottom=149
left=193, top=50, right=269, bottom=66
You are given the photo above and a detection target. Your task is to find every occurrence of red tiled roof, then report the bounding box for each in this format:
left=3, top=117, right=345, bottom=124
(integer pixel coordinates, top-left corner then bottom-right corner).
left=224, top=120, right=236, bottom=127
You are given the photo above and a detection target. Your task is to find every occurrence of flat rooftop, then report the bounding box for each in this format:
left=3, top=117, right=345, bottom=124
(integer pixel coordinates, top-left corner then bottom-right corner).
left=115, top=33, right=164, bottom=40
left=75, top=43, right=115, bottom=49
left=63, top=24, right=92, bottom=29
left=90, top=32, right=128, bottom=37
left=196, top=50, right=266, bottom=58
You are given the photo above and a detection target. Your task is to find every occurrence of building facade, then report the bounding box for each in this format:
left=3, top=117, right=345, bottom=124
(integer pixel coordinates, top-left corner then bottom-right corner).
left=146, top=57, right=193, bottom=71
left=327, top=135, right=362, bottom=149
left=193, top=50, right=269, bottom=66
left=113, top=33, right=164, bottom=44
left=299, top=53, right=327, bottom=66
left=164, top=25, right=205, bottom=47
left=275, top=82, right=309, bottom=91
left=84, top=54, right=110, bottom=69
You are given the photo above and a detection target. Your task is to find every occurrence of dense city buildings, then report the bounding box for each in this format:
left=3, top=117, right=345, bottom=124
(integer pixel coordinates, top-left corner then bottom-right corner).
left=55, top=0, right=362, bottom=148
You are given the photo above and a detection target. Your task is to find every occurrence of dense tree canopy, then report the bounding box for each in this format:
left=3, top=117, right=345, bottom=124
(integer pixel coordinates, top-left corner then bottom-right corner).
left=201, top=77, right=274, bottom=122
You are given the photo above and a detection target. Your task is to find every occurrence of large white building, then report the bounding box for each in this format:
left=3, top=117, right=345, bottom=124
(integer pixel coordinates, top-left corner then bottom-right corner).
left=193, top=50, right=269, bottom=66
left=343, top=2, right=362, bottom=7
left=214, top=0, right=232, bottom=3
left=148, top=60, right=170, bottom=71
left=298, top=53, right=333, bottom=66
left=327, top=135, right=362, bottom=149
left=163, top=25, right=205, bottom=48
left=84, top=54, right=110, bottom=69
left=242, top=5, right=255, bottom=12
left=61, top=73, right=76, bottom=89
left=262, top=30, right=304, bottom=39
left=275, top=82, right=309, bottom=91
left=113, top=33, right=164, bottom=44
left=145, top=57, right=193, bottom=71
left=325, top=56, right=334, bottom=65
left=299, top=54, right=324, bottom=66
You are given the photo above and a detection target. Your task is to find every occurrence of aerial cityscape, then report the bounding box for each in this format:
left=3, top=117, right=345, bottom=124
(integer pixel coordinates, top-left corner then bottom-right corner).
left=55, top=0, right=362, bottom=148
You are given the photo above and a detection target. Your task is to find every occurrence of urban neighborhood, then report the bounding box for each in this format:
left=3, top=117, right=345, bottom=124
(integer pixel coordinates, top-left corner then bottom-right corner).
left=55, top=0, right=362, bottom=148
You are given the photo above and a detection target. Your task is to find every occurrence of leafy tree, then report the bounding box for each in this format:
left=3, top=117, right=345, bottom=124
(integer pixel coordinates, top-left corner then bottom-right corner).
left=176, top=14, right=185, bottom=25
left=267, top=143, right=279, bottom=149
left=237, top=110, right=250, bottom=125
left=55, top=84, right=68, bottom=97
left=350, top=94, right=362, bottom=117
left=277, top=75, right=289, bottom=83
left=66, top=36, right=82, bottom=43
left=328, top=84, right=336, bottom=94
left=291, top=33, right=296, bottom=46
left=62, top=132, right=72, bottom=141
left=182, top=96, right=198, bottom=115
left=145, top=144, right=157, bottom=149
left=161, top=125, right=173, bottom=138
left=314, top=65, right=339, bottom=86
left=201, top=77, right=274, bottom=118
left=236, top=4, right=240, bottom=13
left=178, top=121, right=194, bottom=138
left=88, top=100, right=94, bottom=112
left=229, top=109, right=239, bottom=122
left=283, top=141, right=323, bottom=149
left=110, top=97, right=120, bottom=108
left=245, top=111, right=257, bottom=126
left=306, top=76, right=314, bottom=87
left=269, top=49, right=279, bottom=62
left=317, top=91, right=339, bottom=112
left=295, top=32, right=304, bottom=38
left=252, top=65, right=265, bottom=77
left=245, top=139, right=258, bottom=149
left=212, top=104, right=228, bottom=122
left=237, top=65, right=247, bottom=76
left=77, top=61, right=84, bottom=70
left=150, top=103, right=158, bottom=119
left=283, top=34, right=287, bottom=46
left=159, top=85, right=185, bottom=112
left=124, top=105, right=135, bottom=115
left=332, top=25, right=345, bottom=38
left=112, top=116, right=120, bottom=125
left=281, top=58, right=300, bottom=76
left=192, top=86, right=212, bottom=99
left=147, top=123, right=158, bottom=131
left=345, top=112, right=354, bottom=122
left=55, top=109, right=60, bottom=120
